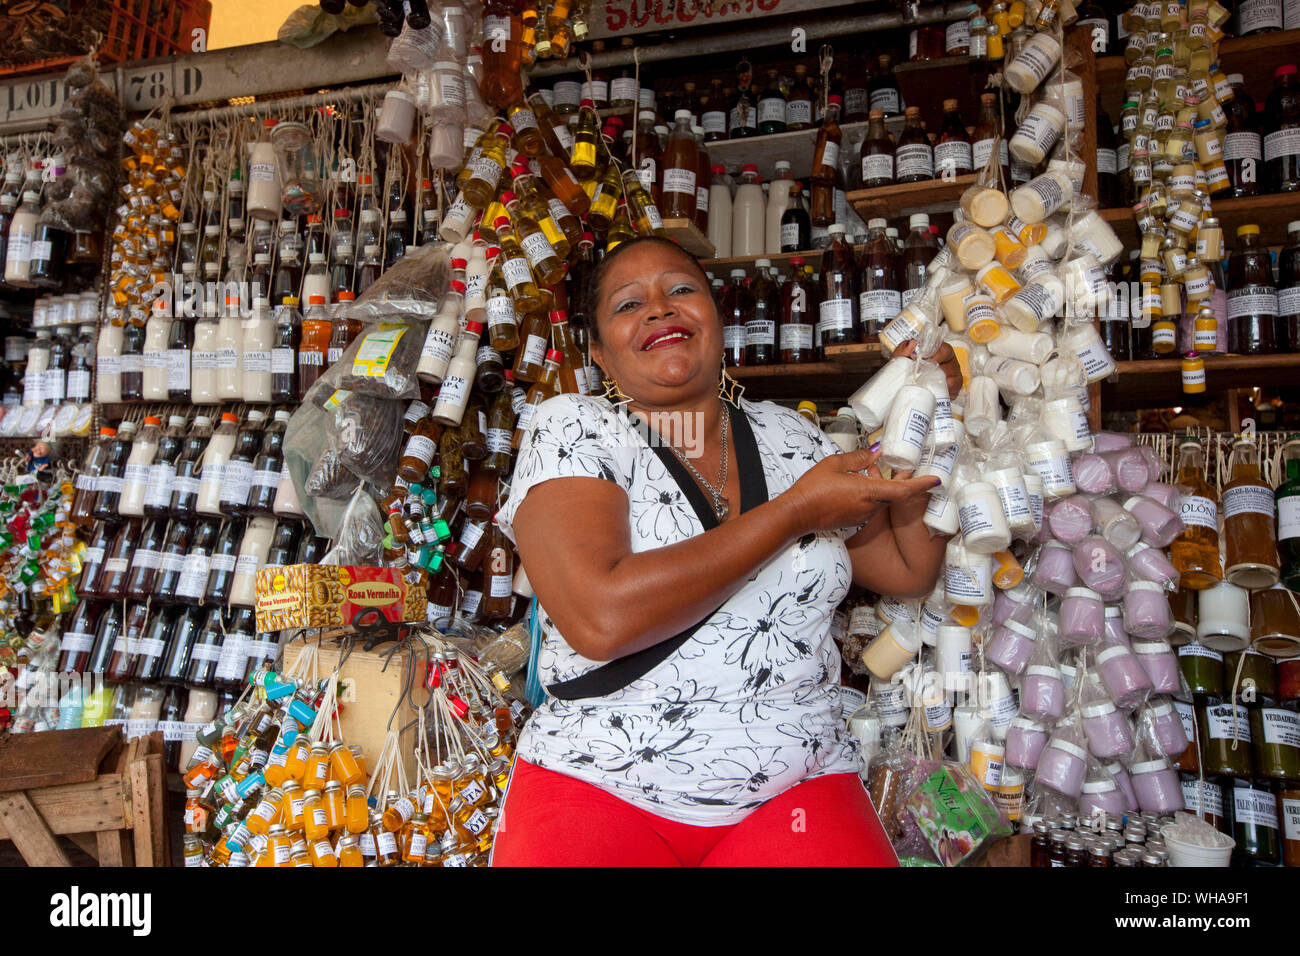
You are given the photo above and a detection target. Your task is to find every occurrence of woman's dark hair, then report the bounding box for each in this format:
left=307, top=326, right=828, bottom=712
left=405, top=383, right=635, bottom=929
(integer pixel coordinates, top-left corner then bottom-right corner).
left=586, top=236, right=714, bottom=344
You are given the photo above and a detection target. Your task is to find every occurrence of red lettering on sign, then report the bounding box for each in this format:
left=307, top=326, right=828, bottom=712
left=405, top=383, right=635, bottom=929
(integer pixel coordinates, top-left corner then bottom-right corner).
left=605, top=0, right=627, bottom=31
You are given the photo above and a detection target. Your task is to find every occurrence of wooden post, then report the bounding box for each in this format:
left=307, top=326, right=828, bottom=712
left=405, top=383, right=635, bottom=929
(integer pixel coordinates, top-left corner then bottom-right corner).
left=0, top=792, right=72, bottom=866
left=1069, top=24, right=1104, bottom=431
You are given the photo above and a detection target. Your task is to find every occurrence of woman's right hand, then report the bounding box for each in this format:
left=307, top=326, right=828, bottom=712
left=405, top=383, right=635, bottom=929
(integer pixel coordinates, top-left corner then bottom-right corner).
left=784, top=446, right=942, bottom=534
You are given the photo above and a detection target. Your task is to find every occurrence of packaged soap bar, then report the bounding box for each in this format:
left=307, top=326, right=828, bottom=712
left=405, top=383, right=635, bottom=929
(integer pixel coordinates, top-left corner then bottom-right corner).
left=904, top=761, right=1013, bottom=866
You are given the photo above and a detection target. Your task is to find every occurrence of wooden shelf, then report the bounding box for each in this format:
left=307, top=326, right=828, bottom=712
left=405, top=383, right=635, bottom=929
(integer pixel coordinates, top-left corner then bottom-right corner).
left=702, top=249, right=823, bottom=277
left=848, top=174, right=977, bottom=221
left=1096, top=28, right=1300, bottom=120
left=1103, top=353, right=1300, bottom=409
left=726, top=343, right=882, bottom=401
left=707, top=121, right=870, bottom=182
left=662, top=218, right=716, bottom=258
left=1100, top=192, right=1300, bottom=249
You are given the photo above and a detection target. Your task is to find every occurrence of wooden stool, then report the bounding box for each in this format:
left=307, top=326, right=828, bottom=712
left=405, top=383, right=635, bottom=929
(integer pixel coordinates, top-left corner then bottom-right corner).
left=0, top=727, right=169, bottom=867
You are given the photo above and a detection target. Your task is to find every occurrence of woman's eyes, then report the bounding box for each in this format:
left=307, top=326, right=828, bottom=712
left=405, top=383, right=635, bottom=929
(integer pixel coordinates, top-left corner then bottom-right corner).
left=614, top=283, right=695, bottom=312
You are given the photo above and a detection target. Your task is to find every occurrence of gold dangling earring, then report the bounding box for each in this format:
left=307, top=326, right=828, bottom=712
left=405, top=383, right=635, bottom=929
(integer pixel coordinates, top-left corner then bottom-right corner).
left=718, top=360, right=744, bottom=407
left=602, top=376, right=632, bottom=407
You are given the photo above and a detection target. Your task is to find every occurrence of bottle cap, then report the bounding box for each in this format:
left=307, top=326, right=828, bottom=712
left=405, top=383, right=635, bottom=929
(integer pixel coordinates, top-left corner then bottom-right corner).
left=494, top=215, right=511, bottom=230
left=674, top=109, right=692, bottom=121
left=548, top=310, right=568, bottom=323
left=580, top=98, right=596, bottom=109
left=869, top=218, right=887, bottom=229
left=144, top=415, right=162, bottom=426
left=1236, top=224, right=1259, bottom=236
left=99, top=426, right=117, bottom=437
left=545, top=348, right=564, bottom=362
left=1276, top=64, right=1297, bottom=78
left=730, top=269, right=747, bottom=278
left=828, top=223, right=846, bottom=234
left=308, top=295, right=327, bottom=304
left=790, top=256, right=805, bottom=267
left=338, top=291, right=355, bottom=301
left=500, top=190, right=517, bottom=204
left=828, top=94, right=842, bottom=105
left=742, top=163, right=758, bottom=173
left=464, top=320, right=484, bottom=335
left=797, top=401, right=818, bottom=417
left=222, top=413, right=239, bottom=423
left=909, top=213, right=930, bottom=230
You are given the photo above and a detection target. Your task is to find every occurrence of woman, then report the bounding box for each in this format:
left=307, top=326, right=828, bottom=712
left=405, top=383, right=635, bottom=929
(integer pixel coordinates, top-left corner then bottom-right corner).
left=494, top=236, right=961, bottom=866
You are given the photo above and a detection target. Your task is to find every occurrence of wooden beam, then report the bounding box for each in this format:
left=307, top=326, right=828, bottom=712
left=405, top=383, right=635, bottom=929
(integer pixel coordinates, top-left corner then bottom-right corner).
left=0, top=777, right=128, bottom=838
left=0, top=791, right=71, bottom=866
left=96, top=828, right=130, bottom=867
left=66, top=831, right=100, bottom=862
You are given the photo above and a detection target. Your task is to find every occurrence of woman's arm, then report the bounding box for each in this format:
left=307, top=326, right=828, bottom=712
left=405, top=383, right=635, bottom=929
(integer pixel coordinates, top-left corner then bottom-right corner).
left=511, top=448, right=937, bottom=662
left=845, top=490, right=949, bottom=598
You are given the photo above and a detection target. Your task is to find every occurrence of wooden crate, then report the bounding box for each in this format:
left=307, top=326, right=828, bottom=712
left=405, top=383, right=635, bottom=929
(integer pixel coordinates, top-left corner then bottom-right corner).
left=282, top=637, right=423, bottom=783
left=0, top=727, right=168, bottom=867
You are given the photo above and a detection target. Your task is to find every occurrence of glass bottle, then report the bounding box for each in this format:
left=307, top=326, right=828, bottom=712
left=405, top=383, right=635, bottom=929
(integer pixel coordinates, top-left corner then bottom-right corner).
left=1281, top=222, right=1300, bottom=350
left=271, top=295, right=300, bottom=403
left=71, top=427, right=115, bottom=527
left=934, top=99, right=973, bottom=179
left=120, top=320, right=144, bottom=402
left=758, top=69, right=787, bottom=135
left=857, top=218, right=901, bottom=340
left=511, top=350, right=563, bottom=450
left=99, top=519, right=142, bottom=601
left=186, top=608, right=226, bottom=688
left=218, top=410, right=265, bottom=519
left=744, top=260, right=779, bottom=366
left=728, top=83, right=757, bottom=139
left=868, top=54, right=902, bottom=118
left=1222, top=438, right=1280, bottom=589
left=170, top=416, right=212, bottom=518
left=1223, top=73, right=1260, bottom=198
left=154, top=520, right=195, bottom=603
left=1171, top=440, right=1223, bottom=589
left=661, top=110, right=699, bottom=221
left=125, top=518, right=168, bottom=601
left=480, top=521, right=515, bottom=619
left=895, top=107, right=934, bottom=184
left=779, top=182, right=810, bottom=252
left=972, top=91, right=1010, bottom=184
left=1276, top=438, right=1300, bottom=589
left=248, top=411, right=290, bottom=517
left=901, top=213, right=939, bottom=307
left=93, top=421, right=136, bottom=521
left=819, top=224, right=859, bottom=346
left=1226, top=224, right=1277, bottom=355
left=204, top=521, right=243, bottom=606
left=812, top=94, right=843, bottom=187
left=1264, top=64, right=1300, bottom=193
left=160, top=608, right=205, bottom=686
left=176, top=517, right=220, bottom=605
left=721, top=269, right=751, bottom=367
left=786, top=65, right=814, bottom=131
left=108, top=602, right=149, bottom=684
left=297, top=295, right=331, bottom=396
left=779, top=258, right=818, bottom=364
left=58, top=600, right=102, bottom=674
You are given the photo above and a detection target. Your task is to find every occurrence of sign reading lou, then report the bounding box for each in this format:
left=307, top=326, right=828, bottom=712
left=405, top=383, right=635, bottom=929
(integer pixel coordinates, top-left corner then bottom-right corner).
left=589, top=0, right=860, bottom=40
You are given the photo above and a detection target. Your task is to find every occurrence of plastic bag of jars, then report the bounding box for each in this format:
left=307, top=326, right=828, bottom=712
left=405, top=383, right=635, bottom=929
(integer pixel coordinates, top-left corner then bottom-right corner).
left=43, top=56, right=122, bottom=232
left=345, top=243, right=453, bottom=321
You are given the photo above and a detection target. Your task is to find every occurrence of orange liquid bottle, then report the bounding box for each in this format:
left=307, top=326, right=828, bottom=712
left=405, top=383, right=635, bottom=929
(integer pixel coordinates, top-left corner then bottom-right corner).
left=660, top=109, right=700, bottom=220
left=481, top=0, right=525, bottom=109
left=1171, top=439, right=1223, bottom=589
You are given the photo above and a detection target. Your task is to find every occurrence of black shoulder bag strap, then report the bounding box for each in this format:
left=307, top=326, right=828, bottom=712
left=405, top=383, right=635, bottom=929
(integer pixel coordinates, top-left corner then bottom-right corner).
left=545, top=401, right=769, bottom=700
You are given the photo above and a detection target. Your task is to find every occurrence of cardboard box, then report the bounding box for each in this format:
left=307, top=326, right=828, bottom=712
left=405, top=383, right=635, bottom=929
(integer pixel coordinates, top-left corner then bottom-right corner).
left=255, top=564, right=427, bottom=633
left=281, top=637, right=421, bottom=781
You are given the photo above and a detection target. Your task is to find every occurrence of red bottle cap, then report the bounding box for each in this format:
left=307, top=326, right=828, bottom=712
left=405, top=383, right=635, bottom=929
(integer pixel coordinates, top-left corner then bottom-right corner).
left=512, top=163, right=531, bottom=177
left=580, top=98, right=596, bottom=109
left=828, top=94, right=842, bottom=105
left=545, top=348, right=564, bottom=362
left=465, top=320, right=484, bottom=335
left=790, top=256, right=805, bottom=267
left=420, top=179, right=433, bottom=189
left=497, top=122, right=515, bottom=136
left=451, top=256, right=468, bottom=270
left=581, top=231, right=595, bottom=242
left=450, top=280, right=467, bottom=294
left=144, top=415, right=162, bottom=426
left=503, top=369, right=514, bottom=382
left=500, top=190, right=518, bottom=204
left=338, top=291, right=355, bottom=301
left=494, top=215, right=511, bottom=230
left=712, top=164, right=725, bottom=174
left=99, top=426, right=116, bottom=437
left=1277, top=64, right=1298, bottom=77
left=548, top=310, right=568, bottom=323
left=221, top=412, right=239, bottom=423
left=334, top=207, right=350, bottom=219
left=264, top=117, right=278, bottom=128
left=308, top=295, right=327, bottom=304
left=742, top=163, right=758, bottom=173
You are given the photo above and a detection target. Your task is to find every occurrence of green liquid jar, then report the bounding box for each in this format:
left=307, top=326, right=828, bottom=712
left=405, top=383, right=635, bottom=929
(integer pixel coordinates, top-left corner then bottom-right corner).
left=1250, top=707, right=1300, bottom=782
left=1179, top=642, right=1226, bottom=700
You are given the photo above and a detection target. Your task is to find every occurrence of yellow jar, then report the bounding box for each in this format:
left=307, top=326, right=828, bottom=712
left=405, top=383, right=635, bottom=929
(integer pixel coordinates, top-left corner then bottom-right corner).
left=1183, top=256, right=1212, bottom=304
left=1007, top=214, right=1046, bottom=246
left=423, top=767, right=454, bottom=830
left=402, top=812, right=432, bottom=864
left=1152, top=318, right=1178, bottom=354
left=1196, top=217, right=1224, bottom=261
left=338, top=836, right=364, bottom=867
left=329, top=742, right=364, bottom=786
left=302, top=789, right=329, bottom=841
left=1161, top=238, right=1189, bottom=279
left=975, top=262, right=1021, bottom=304
left=990, top=225, right=1028, bottom=268
left=1169, top=163, right=1197, bottom=199
left=283, top=735, right=311, bottom=782
left=281, top=780, right=306, bottom=832
left=992, top=550, right=1024, bottom=589
left=308, top=837, right=338, bottom=867
left=266, top=823, right=293, bottom=867
left=382, top=790, right=418, bottom=832
left=1181, top=353, right=1207, bottom=393
left=345, top=784, right=369, bottom=834
left=303, top=742, right=331, bottom=791
left=322, top=780, right=346, bottom=831
left=1193, top=308, right=1218, bottom=352
left=965, top=292, right=1001, bottom=343
left=246, top=787, right=282, bottom=836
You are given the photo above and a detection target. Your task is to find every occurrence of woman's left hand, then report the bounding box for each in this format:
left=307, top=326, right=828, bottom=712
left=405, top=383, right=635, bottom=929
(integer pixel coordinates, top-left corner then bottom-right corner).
left=894, top=339, right=962, bottom=399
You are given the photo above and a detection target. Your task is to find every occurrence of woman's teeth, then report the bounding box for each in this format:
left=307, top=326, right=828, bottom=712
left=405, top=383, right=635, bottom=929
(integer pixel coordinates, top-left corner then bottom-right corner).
left=646, top=332, right=690, bottom=349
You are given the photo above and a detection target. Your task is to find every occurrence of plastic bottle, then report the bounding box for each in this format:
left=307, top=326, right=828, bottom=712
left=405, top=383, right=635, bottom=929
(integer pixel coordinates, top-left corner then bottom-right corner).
left=96, top=322, right=123, bottom=404
left=144, top=415, right=187, bottom=519
left=248, top=119, right=282, bottom=221
left=3, top=190, right=39, bottom=287
left=142, top=302, right=172, bottom=401
left=1264, top=63, right=1300, bottom=193
left=661, top=109, right=699, bottom=221
left=819, top=224, right=859, bottom=346
left=746, top=260, right=779, bottom=366
left=120, top=416, right=162, bottom=518
left=779, top=257, right=818, bottom=364
left=721, top=269, right=751, bottom=367
left=197, top=413, right=240, bottom=516
left=901, top=214, right=939, bottom=307
left=765, top=161, right=796, bottom=255
left=731, top=164, right=766, bottom=257
left=240, top=297, right=274, bottom=402
left=219, top=409, right=266, bottom=518
left=707, top=165, right=733, bottom=257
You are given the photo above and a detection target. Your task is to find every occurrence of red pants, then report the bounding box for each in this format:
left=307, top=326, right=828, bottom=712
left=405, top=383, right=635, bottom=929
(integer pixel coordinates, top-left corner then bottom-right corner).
left=491, top=759, right=899, bottom=866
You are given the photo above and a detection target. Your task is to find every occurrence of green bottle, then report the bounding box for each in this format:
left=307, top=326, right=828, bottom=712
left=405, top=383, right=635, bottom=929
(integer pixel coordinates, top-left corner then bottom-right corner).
left=1276, top=436, right=1300, bottom=588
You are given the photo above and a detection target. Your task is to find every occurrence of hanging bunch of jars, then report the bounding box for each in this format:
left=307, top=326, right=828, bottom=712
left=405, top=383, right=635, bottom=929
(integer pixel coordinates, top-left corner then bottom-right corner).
left=184, top=643, right=524, bottom=868
left=1114, top=0, right=1238, bottom=380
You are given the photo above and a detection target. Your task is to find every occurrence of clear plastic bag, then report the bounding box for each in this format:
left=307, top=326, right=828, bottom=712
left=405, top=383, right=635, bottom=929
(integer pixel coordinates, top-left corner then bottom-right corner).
left=348, top=243, right=453, bottom=321
left=320, top=486, right=385, bottom=566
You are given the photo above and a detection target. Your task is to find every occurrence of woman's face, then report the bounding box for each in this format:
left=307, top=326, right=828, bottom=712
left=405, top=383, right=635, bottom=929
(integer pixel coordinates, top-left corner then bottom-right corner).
left=590, top=242, right=722, bottom=409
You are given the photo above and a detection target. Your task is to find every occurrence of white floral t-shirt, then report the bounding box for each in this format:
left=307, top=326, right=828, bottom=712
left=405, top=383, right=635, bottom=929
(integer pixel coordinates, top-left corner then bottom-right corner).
left=497, top=393, right=861, bottom=825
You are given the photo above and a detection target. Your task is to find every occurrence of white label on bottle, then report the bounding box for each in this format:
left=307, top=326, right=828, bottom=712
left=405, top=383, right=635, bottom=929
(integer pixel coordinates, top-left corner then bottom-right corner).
left=132, top=548, right=161, bottom=571
left=945, top=562, right=989, bottom=600
left=461, top=589, right=483, bottom=617
left=250, top=162, right=277, bottom=184
left=143, top=350, right=167, bottom=371
left=663, top=167, right=697, bottom=197
left=502, top=256, right=533, bottom=291
left=818, top=298, right=854, bottom=333
left=436, top=373, right=470, bottom=413
left=1222, top=484, right=1275, bottom=519
left=1205, top=704, right=1252, bottom=743
left=945, top=19, right=971, bottom=51
left=724, top=326, right=746, bottom=351
left=958, top=496, right=997, bottom=536
left=166, top=349, right=190, bottom=390
left=1094, top=147, right=1118, bottom=175
left=1234, top=785, right=1278, bottom=830
left=178, top=553, right=211, bottom=598
left=899, top=408, right=930, bottom=450
left=233, top=552, right=261, bottom=581
left=136, top=636, right=166, bottom=659
left=243, top=349, right=271, bottom=374
left=1027, top=452, right=1074, bottom=494
left=786, top=99, right=812, bottom=126
left=215, top=347, right=238, bottom=371
left=995, top=482, right=1032, bottom=522
left=1178, top=494, right=1219, bottom=531
left=6, top=230, right=31, bottom=263
left=609, top=77, right=638, bottom=103
left=421, top=325, right=456, bottom=369
left=1264, top=127, right=1300, bottom=162
left=1260, top=707, right=1300, bottom=748
left=404, top=434, right=436, bottom=468
left=520, top=333, right=548, bottom=369
left=702, top=110, right=727, bottom=135
left=209, top=552, right=236, bottom=575
left=520, top=231, right=555, bottom=269
left=96, top=476, right=123, bottom=496
left=485, top=428, right=512, bottom=455
left=103, top=556, right=129, bottom=576
left=222, top=461, right=253, bottom=506
left=779, top=324, right=813, bottom=350
left=173, top=474, right=200, bottom=501
left=895, top=143, right=933, bottom=180
left=856, top=289, right=901, bottom=330
left=728, top=105, right=757, bottom=130
left=758, top=97, right=785, bottom=124
left=861, top=153, right=893, bottom=182
left=1239, top=0, right=1284, bottom=31
left=191, top=640, right=224, bottom=662
left=869, top=89, right=900, bottom=114
left=97, top=354, right=121, bottom=379
left=745, top=320, right=775, bottom=347
left=1227, top=287, right=1279, bottom=320
left=271, top=348, right=295, bottom=374
left=459, top=520, right=486, bottom=552
left=934, top=140, right=972, bottom=176
left=60, top=631, right=93, bottom=653
left=1277, top=496, right=1300, bottom=541
left=1182, top=777, right=1225, bottom=818
left=1224, top=131, right=1262, bottom=161
left=191, top=349, right=216, bottom=371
